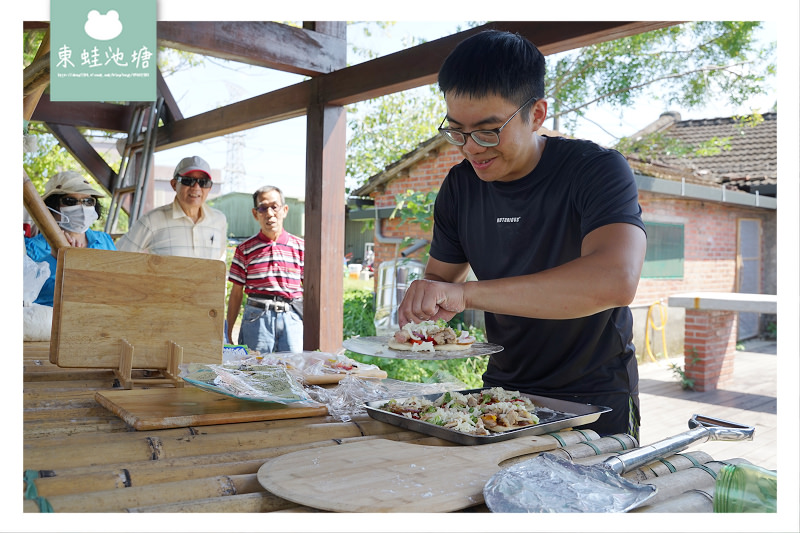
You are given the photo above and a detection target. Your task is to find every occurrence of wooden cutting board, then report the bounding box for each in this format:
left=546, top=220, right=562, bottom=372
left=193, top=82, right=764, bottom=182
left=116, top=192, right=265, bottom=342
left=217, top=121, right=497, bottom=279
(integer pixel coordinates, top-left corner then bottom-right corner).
left=95, top=387, right=328, bottom=430
left=51, top=248, right=225, bottom=368
left=258, top=430, right=595, bottom=512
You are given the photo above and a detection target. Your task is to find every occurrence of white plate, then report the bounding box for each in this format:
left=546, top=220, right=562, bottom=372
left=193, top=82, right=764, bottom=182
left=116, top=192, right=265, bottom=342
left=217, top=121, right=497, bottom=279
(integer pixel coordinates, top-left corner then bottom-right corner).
left=342, top=335, right=503, bottom=360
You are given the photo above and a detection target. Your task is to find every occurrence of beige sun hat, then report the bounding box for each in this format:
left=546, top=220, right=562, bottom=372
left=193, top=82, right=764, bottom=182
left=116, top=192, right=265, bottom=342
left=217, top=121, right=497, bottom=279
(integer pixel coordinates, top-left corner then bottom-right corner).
left=42, top=171, right=106, bottom=200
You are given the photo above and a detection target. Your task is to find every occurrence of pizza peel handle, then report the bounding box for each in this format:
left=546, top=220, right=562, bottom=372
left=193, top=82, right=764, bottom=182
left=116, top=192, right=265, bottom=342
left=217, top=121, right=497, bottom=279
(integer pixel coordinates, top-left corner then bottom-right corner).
left=257, top=430, right=595, bottom=513
left=483, top=414, right=756, bottom=512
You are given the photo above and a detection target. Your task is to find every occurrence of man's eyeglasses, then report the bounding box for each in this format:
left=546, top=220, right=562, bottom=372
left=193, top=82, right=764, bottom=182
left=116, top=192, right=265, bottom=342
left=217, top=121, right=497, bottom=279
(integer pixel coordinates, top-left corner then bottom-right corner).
left=438, top=95, right=539, bottom=147
left=60, top=197, right=97, bottom=207
left=176, top=176, right=213, bottom=188
left=255, top=203, right=283, bottom=214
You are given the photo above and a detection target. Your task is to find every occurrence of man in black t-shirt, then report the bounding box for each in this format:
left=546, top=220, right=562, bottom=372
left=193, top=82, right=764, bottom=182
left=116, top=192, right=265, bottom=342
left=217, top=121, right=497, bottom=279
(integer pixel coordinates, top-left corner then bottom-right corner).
left=396, top=30, right=647, bottom=438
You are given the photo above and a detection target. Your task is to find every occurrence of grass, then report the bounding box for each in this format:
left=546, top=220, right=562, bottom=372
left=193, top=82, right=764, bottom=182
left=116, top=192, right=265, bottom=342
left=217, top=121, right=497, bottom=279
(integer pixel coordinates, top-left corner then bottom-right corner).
left=342, top=280, right=488, bottom=388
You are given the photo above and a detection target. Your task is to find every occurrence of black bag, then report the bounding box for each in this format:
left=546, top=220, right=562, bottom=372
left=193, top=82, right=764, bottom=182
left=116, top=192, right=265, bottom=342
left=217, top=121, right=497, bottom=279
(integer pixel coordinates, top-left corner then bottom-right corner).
left=290, top=298, right=303, bottom=319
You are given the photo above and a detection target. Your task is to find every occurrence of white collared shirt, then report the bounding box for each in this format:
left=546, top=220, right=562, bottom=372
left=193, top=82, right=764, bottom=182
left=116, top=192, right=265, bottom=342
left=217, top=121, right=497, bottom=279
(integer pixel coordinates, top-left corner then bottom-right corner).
left=116, top=200, right=228, bottom=261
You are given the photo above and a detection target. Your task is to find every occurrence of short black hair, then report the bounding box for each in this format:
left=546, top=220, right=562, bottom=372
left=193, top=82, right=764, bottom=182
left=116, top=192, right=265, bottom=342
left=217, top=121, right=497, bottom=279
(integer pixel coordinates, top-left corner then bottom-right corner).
left=438, top=30, right=545, bottom=121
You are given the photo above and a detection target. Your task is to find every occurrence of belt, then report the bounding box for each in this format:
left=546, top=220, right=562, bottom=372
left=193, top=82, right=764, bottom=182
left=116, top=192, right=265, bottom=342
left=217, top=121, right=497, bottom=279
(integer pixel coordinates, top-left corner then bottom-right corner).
left=246, top=296, right=292, bottom=312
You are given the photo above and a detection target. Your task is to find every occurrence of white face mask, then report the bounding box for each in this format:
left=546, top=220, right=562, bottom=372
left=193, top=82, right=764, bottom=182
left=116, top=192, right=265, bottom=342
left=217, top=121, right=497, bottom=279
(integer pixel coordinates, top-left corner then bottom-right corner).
left=58, top=205, right=98, bottom=234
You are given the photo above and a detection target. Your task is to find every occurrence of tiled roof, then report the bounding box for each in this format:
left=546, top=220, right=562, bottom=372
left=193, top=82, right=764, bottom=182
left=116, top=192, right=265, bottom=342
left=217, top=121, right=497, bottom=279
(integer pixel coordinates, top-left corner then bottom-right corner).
left=624, top=112, right=777, bottom=197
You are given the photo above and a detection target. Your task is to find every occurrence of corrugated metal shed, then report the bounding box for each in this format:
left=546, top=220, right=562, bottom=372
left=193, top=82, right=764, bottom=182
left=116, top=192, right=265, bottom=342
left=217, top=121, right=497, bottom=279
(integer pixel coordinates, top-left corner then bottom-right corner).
left=209, top=192, right=305, bottom=241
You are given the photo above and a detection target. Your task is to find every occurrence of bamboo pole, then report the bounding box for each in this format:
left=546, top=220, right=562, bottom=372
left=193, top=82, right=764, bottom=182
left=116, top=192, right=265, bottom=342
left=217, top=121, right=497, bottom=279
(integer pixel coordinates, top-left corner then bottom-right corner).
left=24, top=406, right=118, bottom=422
left=32, top=436, right=388, bottom=497
left=22, top=31, right=68, bottom=253
left=24, top=421, right=380, bottom=470
left=632, top=488, right=714, bottom=513
left=541, top=434, right=638, bottom=462
left=30, top=431, right=436, bottom=498
left=25, top=473, right=264, bottom=513
left=630, top=458, right=753, bottom=510
left=23, top=171, right=70, bottom=252
left=23, top=379, right=117, bottom=391
left=24, top=420, right=132, bottom=440
left=622, top=451, right=715, bottom=482
left=24, top=368, right=122, bottom=382
left=23, top=389, right=102, bottom=409
left=126, top=492, right=299, bottom=513
left=23, top=413, right=395, bottom=450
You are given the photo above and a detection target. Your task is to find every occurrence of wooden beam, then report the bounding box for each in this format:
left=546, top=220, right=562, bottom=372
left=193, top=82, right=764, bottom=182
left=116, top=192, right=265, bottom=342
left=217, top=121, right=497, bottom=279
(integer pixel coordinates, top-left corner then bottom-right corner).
left=31, top=94, right=136, bottom=132
left=321, top=20, right=683, bottom=106
left=154, top=81, right=313, bottom=150
left=302, top=95, right=347, bottom=351
left=156, top=68, right=183, bottom=124
left=47, top=124, right=116, bottom=192
left=157, top=21, right=346, bottom=76
left=153, top=21, right=680, bottom=150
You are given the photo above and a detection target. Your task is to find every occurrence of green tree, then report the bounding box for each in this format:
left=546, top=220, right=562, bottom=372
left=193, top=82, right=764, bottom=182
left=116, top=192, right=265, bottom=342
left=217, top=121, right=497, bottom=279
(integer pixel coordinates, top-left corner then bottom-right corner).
left=345, top=21, right=776, bottom=189
left=345, top=85, right=445, bottom=191
left=547, top=21, right=775, bottom=137
left=343, top=22, right=479, bottom=190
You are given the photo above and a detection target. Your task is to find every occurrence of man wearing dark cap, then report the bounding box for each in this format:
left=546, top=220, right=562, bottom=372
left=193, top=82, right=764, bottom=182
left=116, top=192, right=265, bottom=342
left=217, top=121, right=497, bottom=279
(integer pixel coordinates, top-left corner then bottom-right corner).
left=117, top=155, right=228, bottom=260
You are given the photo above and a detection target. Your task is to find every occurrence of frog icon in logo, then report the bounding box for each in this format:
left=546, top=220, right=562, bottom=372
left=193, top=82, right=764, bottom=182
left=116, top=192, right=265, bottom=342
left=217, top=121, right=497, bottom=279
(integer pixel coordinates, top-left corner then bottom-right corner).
left=84, top=9, right=123, bottom=41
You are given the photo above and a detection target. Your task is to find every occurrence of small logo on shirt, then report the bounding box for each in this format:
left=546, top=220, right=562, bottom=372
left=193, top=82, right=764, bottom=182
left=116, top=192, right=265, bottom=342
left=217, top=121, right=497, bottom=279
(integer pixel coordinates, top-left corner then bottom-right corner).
left=496, top=217, right=521, bottom=223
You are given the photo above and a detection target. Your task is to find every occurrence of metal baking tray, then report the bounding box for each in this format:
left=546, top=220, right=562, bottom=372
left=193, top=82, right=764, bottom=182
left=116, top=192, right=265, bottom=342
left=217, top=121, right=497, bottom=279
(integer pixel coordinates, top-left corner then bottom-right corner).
left=364, top=388, right=611, bottom=445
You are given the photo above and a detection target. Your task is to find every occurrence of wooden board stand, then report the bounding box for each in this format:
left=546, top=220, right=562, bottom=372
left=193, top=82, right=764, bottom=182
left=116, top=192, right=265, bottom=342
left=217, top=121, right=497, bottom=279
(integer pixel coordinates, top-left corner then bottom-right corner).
left=50, top=248, right=225, bottom=371
left=115, top=339, right=185, bottom=390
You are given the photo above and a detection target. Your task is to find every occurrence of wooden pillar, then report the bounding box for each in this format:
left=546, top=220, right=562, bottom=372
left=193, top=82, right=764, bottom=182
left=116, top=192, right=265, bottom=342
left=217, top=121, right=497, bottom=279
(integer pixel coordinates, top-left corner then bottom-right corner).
left=303, top=100, right=346, bottom=352
left=682, top=309, right=738, bottom=391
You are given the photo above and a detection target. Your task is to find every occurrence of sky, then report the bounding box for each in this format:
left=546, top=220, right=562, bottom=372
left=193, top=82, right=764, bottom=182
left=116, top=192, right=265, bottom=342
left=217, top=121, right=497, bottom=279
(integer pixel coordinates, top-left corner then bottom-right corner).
left=9, top=2, right=800, bottom=533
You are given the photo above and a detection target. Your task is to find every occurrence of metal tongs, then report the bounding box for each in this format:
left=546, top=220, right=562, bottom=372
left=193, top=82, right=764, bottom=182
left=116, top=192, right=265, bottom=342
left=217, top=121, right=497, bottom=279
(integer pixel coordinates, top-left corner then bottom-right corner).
left=483, top=414, right=755, bottom=513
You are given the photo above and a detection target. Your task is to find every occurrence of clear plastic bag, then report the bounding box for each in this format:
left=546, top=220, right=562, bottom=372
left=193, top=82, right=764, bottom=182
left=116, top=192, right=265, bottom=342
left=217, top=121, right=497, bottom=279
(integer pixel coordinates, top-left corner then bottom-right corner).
left=178, top=362, right=322, bottom=407
left=306, top=370, right=467, bottom=422
left=23, top=252, right=50, bottom=306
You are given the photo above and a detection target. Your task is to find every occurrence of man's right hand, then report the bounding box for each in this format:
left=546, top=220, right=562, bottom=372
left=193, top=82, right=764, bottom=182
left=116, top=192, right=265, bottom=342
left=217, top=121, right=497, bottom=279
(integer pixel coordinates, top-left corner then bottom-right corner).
left=397, top=278, right=465, bottom=328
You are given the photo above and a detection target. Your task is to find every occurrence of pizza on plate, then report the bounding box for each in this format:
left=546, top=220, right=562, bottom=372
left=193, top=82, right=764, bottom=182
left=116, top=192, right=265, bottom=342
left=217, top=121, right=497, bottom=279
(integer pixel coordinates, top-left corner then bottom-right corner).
left=388, top=319, right=476, bottom=352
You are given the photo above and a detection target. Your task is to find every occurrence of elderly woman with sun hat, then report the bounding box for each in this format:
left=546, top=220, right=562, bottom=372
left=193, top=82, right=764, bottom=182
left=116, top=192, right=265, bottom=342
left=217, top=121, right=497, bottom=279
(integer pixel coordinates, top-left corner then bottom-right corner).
left=25, top=170, right=116, bottom=307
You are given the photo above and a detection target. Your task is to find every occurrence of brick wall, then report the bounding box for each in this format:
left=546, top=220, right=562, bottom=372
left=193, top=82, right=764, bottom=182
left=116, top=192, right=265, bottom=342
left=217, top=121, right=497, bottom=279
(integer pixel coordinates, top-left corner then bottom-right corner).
left=633, top=190, right=774, bottom=307
left=371, top=144, right=462, bottom=267
left=366, top=147, right=775, bottom=347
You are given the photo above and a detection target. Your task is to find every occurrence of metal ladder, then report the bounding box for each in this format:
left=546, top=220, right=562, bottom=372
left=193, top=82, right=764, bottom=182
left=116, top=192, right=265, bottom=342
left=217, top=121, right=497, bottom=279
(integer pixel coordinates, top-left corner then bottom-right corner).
left=105, top=97, right=164, bottom=235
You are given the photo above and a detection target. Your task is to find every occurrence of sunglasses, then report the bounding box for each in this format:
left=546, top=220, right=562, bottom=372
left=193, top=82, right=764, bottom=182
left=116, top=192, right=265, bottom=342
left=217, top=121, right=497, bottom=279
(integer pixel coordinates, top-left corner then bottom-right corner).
left=60, top=197, right=97, bottom=207
left=176, top=176, right=213, bottom=188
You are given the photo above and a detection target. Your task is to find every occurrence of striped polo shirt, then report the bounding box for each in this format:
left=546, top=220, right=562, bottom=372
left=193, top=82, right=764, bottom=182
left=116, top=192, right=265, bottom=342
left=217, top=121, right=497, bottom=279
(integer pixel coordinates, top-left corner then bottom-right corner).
left=228, top=230, right=304, bottom=300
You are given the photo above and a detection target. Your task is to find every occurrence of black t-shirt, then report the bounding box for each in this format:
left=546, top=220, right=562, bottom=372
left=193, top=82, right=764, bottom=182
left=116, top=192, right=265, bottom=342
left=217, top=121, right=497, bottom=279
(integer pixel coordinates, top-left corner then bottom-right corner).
left=430, top=135, right=645, bottom=401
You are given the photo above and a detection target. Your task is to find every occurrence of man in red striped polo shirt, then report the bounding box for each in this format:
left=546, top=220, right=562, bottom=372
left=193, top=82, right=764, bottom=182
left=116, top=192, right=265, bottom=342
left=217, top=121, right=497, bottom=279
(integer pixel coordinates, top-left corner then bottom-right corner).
left=226, top=186, right=304, bottom=353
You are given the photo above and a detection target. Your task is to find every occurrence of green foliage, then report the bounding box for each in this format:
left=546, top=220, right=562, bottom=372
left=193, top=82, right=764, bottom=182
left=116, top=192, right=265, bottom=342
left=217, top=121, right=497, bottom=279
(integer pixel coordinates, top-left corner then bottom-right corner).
left=391, top=189, right=437, bottom=232
left=390, top=189, right=438, bottom=260
left=345, top=22, right=774, bottom=191
left=342, top=286, right=377, bottom=340
left=669, top=350, right=700, bottom=391
left=345, top=85, right=445, bottom=190
left=765, top=318, right=777, bottom=340
left=23, top=127, right=80, bottom=190
left=615, top=131, right=733, bottom=163
left=547, top=22, right=775, bottom=135
left=342, top=285, right=488, bottom=388
left=23, top=126, right=125, bottom=232
left=668, top=362, right=695, bottom=391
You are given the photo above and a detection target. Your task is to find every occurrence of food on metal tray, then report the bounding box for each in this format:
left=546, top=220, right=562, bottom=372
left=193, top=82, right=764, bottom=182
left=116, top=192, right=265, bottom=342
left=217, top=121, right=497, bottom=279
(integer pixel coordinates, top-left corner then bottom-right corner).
left=379, top=387, right=540, bottom=435
left=388, top=319, right=476, bottom=352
